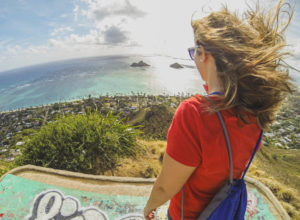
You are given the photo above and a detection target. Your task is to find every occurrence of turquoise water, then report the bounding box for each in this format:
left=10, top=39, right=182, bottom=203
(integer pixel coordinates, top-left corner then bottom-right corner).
left=0, top=55, right=205, bottom=112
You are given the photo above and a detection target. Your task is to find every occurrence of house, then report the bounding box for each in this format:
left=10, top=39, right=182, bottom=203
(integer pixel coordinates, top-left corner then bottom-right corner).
left=16, top=142, right=25, bottom=146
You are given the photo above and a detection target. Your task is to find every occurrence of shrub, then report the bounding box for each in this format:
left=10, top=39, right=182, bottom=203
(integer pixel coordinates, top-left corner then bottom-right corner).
left=138, top=104, right=175, bottom=140
left=0, top=161, right=16, bottom=178
left=15, top=111, right=142, bottom=175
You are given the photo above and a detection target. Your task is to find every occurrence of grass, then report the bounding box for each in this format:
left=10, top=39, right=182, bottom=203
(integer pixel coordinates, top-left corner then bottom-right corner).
left=248, top=147, right=300, bottom=219
left=0, top=160, right=13, bottom=177
left=253, top=147, right=300, bottom=189
left=127, top=108, right=149, bottom=126
left=106, top=139, right=165, bottom=178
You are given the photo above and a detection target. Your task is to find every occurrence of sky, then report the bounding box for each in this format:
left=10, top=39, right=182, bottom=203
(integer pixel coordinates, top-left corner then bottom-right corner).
left=0, top=0, right=300, bottom=72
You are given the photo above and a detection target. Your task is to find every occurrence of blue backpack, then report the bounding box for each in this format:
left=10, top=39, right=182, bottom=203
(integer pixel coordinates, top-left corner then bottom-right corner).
left=181, top=110, right=263, bottom=220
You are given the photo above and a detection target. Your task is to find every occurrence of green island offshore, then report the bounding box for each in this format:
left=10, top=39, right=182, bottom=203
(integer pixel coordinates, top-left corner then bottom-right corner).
left=0, top=92, right=300, bottom=219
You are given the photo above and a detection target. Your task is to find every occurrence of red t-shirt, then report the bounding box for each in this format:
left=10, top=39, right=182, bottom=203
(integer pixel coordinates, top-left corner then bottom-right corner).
left=166, top=94, right=262, bottom=220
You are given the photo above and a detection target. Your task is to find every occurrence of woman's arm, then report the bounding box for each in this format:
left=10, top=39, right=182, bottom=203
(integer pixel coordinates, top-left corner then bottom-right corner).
left=144, top=152, right=196, bottom=218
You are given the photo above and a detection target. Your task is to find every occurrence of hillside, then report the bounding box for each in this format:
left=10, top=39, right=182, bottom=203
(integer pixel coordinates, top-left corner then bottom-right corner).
left=127, top=104, right=176, bottom=140
left=249, top=148, right=300, bottom=218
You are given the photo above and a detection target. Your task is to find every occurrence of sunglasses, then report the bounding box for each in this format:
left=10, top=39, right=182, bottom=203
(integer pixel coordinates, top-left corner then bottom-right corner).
left=188, top=45, right=203, bottom=60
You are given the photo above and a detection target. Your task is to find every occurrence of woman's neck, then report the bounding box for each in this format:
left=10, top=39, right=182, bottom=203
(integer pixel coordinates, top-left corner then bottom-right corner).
left=208, top=82, right=223, bottom=95
left=206, top=62, right=223, bottom=95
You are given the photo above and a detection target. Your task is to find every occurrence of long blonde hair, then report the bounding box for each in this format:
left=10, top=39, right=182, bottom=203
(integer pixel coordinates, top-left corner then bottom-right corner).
left=192, top=0, right=296, bottom=130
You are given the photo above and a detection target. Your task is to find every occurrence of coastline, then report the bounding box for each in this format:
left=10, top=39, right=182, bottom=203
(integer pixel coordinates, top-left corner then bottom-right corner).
left=0, top=92, right=196, bottom=114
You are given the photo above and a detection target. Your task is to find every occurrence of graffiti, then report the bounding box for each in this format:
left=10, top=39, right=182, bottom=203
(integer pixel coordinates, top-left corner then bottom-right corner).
left=26, top=190, right=108, bottom=220
left=246, top=189, right=259, bottom=218
left=26, top=190, right=144, bottom=220
left=0, top=174, right=278, bottom=220
left=154, top=203, right=169, bottom=220
left=116, top=213, right=144, bottom=220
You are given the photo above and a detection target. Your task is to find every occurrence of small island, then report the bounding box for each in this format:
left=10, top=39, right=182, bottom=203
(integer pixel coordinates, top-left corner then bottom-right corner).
left=130, top=61, right=150, bottom=67
left=170, top=62, right=184, bottom=69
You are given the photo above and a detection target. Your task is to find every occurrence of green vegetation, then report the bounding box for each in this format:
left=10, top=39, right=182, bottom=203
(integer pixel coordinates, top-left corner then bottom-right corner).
left=263, top=93, right=300, bottom=150
left=128, top=104, right=175, bottom=140
left=249, top=147, right=300, bottom=219
left=15, top=110, right=142, bottom=175
left=0, top=160, right=14, bottom=177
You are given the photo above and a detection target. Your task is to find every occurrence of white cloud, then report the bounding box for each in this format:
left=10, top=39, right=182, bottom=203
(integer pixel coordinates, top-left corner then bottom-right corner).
left=0, top=40, right=12, bottom=48
left=49, top=26, right=129, bottom=46
left=7, top=45, right=22, bottom=54
left=103, top=26, right=128, bottom=44
left=82, top=0, right=146, bottom=22
left=73, top=5, right=79, bottom=21
left=0, top=38, right=137, bottom=72
left=67, top=30, right=102, bottom=45
left=60, top=14, right=68, bottom=18
left=50, top=27, right=74, bottom=36
left=49, top=39, right=66, bottom=48
left=66, top=0, right=146, bottom=48
left=292, top=39, right=300, bottom=59
left=25, top=45, right=49, bottom=54
left=285, top=36, right=300, bottom=59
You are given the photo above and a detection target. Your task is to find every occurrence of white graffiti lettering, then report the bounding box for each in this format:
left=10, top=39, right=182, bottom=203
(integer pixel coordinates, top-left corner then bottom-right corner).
left=35, top=191, right=62, bottom=220
left=26, top=189, right=144, bottom=220
left=26, top=190, right=108, bottom=220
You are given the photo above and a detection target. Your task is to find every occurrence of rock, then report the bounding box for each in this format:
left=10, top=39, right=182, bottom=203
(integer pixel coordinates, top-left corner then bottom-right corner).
left=182, top=64, right=196, bottom=69
left=130, top=61, right=150, bottom=67
left=170, top=62, right=184, bottom=69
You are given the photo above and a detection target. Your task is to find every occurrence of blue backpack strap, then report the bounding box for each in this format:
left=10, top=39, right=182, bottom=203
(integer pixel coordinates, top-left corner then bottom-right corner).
left=182, top=187, right=184, bottom=220
left=208, top=91, right=222, bottom=96
left=241, top=130, right=264, bottom=179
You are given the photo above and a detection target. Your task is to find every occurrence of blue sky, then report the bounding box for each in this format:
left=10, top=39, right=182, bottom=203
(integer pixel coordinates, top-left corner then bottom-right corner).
left=0, top=0, right=300, bottom=72
left=1, top=1, right=77, bottom=45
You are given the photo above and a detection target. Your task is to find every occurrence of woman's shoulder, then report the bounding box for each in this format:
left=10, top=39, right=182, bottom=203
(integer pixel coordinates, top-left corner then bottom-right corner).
left=176, top=95, right=203, bottom=113
left=182, top=94, right=206, bottom=106
left=172, top=95, right=206, bottom=121
left=181, top=94, right=215, bottom=112
left=182, top=94, right=258, bottom=124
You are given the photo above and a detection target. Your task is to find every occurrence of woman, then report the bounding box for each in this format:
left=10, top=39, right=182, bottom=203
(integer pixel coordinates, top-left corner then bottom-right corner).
left=144, top=0, right=295, bottom=219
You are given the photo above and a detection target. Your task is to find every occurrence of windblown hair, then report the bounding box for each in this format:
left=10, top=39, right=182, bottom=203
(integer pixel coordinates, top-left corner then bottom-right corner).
left=192, top=0, right=296, bottom=130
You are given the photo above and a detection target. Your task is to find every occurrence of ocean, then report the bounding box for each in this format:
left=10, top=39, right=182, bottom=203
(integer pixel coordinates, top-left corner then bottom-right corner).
left=1, top=55, right=299, bottom=112
left=0, top=55, right=205, bottom=112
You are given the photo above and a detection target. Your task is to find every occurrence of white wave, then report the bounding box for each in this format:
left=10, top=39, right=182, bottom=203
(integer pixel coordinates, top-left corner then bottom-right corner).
left=16, top=83, right=31, bottom=89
